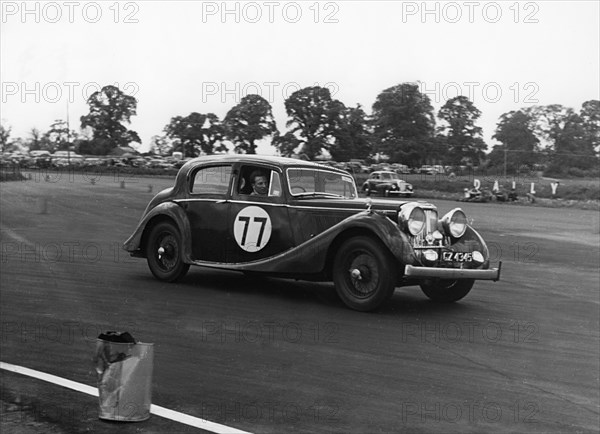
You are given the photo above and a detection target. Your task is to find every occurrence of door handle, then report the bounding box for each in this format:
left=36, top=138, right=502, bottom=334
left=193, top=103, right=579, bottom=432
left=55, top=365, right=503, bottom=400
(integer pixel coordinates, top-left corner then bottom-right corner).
left=215, top=199, right=228, bottom=204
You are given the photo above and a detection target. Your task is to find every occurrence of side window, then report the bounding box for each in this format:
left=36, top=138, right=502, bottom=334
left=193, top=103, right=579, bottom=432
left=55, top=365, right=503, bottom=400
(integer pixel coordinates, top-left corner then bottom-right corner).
left=268, top=171, right=281, bottom=197
left=238, top=166, right=281, bottom=198
left=191, top=165, right=232, bottom=194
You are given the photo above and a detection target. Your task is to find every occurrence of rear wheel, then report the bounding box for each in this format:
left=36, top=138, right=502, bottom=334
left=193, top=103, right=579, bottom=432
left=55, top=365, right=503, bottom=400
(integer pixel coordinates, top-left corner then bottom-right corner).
left=146, top=222, right=190, bottom=282
left=333, top=236, right=396, bottom=311
left=420, top=279, right=474, bottom=302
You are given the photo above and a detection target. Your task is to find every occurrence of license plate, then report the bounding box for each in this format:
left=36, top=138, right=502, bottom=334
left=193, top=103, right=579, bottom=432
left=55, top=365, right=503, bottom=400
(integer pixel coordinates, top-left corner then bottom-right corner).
left=442, top=252, right=473, bottom=262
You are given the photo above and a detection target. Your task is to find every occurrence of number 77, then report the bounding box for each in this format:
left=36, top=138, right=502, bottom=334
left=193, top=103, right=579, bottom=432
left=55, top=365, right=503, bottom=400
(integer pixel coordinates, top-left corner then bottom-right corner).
left=238, top=216, right=268, bottom=247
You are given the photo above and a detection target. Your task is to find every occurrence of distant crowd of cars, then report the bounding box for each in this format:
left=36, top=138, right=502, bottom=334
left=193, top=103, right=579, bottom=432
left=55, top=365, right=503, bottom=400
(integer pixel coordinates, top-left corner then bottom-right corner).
left=2, top=151, right=467, bottom=198
left=0, top=150, right=189, bottom=171
left=321, top=161, right=454, bottom=176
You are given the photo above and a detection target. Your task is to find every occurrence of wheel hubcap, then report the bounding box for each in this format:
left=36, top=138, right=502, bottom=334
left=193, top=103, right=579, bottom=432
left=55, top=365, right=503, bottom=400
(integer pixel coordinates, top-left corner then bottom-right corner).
left=347, top=253, right=379, bottom=297
left=156, top=234, right=178, bottom=271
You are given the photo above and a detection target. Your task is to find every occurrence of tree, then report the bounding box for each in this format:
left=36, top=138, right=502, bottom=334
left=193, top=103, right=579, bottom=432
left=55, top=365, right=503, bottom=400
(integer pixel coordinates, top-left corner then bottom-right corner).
left=552, top=112, right=596, bottom=171
left=283, top=86, right=343, bottom=160
left=491, top=110, right=540, bottom=174
left=149, top=134, right=175, bottom=156
left=524, top=104, right=573, bottom=150
left=164, top=112, right=226, bottom=157
left=44, top=120, right=74, bottom=152
left=579, top=100, right=600, bottom=155
left=224, top=95, right=278, bottom=154
left=371, top=83, right=436, bottom=166
left=437, top=96, right=486, bottom=165
left=525, top=103, right=599, bottom=173
left=28, top=128, right=44, bottom=151
left=0, top=124, right=11, bottom=153
left=329, top=104, right=373, bottom=161
left=80, top=85, right=140, bottom=153
left=272, top=131, right=301, bottom=157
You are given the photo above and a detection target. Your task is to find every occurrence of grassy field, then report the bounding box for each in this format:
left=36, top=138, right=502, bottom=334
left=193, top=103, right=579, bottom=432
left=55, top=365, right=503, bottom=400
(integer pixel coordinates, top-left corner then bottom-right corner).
left=354, top=172, right=600, bottom=207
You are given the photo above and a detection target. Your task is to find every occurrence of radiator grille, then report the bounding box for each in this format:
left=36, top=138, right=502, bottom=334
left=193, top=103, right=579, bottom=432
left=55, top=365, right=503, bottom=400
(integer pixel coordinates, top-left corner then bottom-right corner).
left=412, top=209, right=448, bottom=248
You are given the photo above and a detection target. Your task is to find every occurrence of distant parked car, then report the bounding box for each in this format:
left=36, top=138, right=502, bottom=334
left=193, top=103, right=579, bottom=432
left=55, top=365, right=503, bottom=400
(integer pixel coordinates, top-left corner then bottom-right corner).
left=391, top=163, right=411, bottom=174
left=432, top=165, right=446, bottom=175
left=418, top=165, right=437, bottom=175
left=362, top=171, right=414, bottom=197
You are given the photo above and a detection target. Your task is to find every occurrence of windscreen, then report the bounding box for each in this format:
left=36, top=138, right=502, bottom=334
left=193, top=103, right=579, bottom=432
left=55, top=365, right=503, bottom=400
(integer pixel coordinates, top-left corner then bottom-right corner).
left=287, top=168, right=357, bottom=199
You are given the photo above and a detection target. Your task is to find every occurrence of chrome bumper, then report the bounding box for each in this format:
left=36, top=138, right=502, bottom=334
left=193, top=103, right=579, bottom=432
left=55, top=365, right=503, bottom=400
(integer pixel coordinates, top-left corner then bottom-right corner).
left=404, top=262, right=501, bottom=281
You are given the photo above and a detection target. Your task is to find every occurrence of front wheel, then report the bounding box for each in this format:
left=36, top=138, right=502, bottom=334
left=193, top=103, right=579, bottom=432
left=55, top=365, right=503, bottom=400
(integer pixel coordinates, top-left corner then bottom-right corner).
left=146, top=221, right=190, bottom=282
left=333, top=236, right=397, bottom=311
left=420, top=279, right=474, bottom=302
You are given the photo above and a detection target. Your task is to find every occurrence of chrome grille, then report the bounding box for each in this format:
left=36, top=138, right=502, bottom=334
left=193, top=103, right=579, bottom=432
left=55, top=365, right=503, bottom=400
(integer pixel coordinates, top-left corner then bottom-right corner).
left=412, top=209, right=448, bottom=249
left=425, top=209, right=438, bottom=234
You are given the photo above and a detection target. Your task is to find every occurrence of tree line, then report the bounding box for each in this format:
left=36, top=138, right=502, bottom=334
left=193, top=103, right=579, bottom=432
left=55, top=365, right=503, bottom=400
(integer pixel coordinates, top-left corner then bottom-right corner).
left=1, top=83, right=598, bottom=176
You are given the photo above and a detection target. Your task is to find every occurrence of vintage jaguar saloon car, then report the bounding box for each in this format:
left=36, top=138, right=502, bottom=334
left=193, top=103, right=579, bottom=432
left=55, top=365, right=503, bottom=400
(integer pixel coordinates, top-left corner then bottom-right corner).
left=362, top=171, right=414, bottom=197
left=124, top=155, right=500, bottom=311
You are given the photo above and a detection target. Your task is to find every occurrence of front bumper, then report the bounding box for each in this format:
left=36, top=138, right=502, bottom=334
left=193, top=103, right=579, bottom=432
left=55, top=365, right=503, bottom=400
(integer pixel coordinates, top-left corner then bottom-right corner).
left=404, top=262, right=501, bottom=281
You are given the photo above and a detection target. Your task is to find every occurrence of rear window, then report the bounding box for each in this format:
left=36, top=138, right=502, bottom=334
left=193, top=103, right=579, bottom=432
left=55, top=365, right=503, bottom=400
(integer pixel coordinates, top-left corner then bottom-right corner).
left=191, top=165, right=232, bottom=195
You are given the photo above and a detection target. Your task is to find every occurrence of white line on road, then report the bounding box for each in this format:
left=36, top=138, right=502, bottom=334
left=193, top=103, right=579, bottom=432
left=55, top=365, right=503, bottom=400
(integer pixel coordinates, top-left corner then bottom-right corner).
left=0, top=361, right=252, bottom=434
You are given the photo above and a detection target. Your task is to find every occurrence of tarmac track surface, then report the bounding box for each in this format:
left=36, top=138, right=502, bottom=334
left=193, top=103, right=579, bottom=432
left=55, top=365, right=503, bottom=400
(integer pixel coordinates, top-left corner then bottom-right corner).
left=1, top=172, right=599, bottom=433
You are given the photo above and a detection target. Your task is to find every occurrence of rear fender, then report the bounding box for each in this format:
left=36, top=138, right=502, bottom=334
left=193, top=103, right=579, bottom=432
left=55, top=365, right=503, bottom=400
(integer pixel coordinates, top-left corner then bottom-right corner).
left=123, top=202, right=192, bottom=261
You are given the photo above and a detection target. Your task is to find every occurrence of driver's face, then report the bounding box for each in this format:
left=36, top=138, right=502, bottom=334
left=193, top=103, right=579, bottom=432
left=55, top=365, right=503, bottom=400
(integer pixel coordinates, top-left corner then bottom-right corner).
left=253, top=176, right=268, bottom=195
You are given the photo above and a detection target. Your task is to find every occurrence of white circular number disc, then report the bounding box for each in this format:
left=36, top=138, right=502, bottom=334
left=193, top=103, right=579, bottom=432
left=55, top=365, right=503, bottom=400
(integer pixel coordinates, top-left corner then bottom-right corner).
left=233, top=206, right=272, bottom=252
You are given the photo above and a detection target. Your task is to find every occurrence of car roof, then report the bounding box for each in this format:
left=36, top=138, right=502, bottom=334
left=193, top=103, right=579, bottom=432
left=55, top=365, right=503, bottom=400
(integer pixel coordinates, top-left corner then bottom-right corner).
left=181, top=154, right=350, bottom=174
left=372, top=170, right=398, bottom=175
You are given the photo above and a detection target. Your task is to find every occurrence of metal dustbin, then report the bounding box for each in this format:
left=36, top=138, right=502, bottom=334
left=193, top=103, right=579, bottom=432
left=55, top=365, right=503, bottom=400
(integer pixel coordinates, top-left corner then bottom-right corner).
left=94, top=331, right=153, bottom=421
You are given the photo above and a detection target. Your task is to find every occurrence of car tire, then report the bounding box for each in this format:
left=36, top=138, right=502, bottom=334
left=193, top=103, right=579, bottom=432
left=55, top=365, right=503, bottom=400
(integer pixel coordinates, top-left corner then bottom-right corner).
left=146, top=221, right=190, bottom=282
left=420, top=279, right=474, bottom=302
left=333, top=236, right=397, bottom=311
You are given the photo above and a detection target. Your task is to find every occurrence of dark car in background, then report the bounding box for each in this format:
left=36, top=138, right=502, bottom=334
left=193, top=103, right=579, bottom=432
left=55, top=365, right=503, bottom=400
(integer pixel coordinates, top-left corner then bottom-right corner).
left=362, top=171, right=414, bottom=197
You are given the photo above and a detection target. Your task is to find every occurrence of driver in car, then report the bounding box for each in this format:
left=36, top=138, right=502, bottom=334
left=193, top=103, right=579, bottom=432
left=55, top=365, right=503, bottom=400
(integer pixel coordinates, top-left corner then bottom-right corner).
left=250, top=170, right=269, bottom=196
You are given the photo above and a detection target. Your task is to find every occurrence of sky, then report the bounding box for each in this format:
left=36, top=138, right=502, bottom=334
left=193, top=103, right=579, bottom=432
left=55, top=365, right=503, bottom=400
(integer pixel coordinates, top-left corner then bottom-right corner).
left=1, top=1, right=599, bottom=155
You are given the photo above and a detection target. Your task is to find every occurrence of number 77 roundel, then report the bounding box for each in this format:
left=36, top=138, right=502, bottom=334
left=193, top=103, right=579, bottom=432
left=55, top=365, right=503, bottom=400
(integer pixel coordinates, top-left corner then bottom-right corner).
left=233, top=206, right=273, bottom=252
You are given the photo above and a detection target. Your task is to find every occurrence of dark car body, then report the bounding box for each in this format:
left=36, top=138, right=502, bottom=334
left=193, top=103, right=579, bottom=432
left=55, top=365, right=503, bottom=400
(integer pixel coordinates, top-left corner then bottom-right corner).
left=124, top=155, right=500, bottom=311
left=362, top=171, right=414, bottom=197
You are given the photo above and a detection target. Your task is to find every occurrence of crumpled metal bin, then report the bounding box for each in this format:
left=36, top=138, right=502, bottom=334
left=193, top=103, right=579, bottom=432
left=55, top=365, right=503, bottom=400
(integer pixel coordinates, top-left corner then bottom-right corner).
left=94, top=331, right=153, bottom=421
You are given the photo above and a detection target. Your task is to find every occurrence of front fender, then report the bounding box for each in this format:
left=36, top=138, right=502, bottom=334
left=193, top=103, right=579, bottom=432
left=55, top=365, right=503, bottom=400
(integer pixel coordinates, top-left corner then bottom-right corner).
left=446, top=225, right=491, bottom=267
left=122, top=202, right=191, bottom=260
